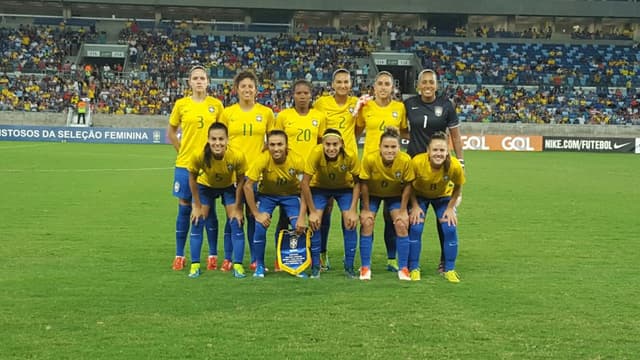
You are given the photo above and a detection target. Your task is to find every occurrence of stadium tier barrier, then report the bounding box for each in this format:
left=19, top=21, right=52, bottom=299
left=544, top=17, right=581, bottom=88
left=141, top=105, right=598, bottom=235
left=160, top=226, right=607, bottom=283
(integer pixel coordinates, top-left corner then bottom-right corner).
left=1, top=112, right=639, bottom=153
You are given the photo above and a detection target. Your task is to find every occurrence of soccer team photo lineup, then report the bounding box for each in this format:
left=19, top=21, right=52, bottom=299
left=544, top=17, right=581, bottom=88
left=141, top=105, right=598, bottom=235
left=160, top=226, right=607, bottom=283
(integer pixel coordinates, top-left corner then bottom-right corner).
left=169, top=68, right=465, bottom=282
left=1, top=1, right=639, bottom=358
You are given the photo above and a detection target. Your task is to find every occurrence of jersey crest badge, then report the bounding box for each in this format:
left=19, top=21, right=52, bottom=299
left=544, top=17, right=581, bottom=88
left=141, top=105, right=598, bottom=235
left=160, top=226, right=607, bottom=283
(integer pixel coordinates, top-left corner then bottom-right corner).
left=256, top=115, right=263, bottom=122
left=209, top=106, right=216, bottom=113
left=395, top=171, right=402, bottom=179
left=312, top=119, right=318, bottom=127
left=434, top=106, right=443, bottom=117
left=288, top=168, right=296, bottom=176
left=227, top=163, right=234, bottom=171
left=340, top=164, right=347, bottom=172
left=392, top=111, right=398, bottom=118
left=443, top=175, right=449, bottom=181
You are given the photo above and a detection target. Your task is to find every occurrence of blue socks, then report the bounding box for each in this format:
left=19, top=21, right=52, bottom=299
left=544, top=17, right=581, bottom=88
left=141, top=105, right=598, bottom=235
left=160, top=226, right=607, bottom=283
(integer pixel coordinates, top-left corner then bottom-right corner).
left=189, top=217, right=204, bottom=263
left=253, top=221, right=267, bottom=267
left=343, top=227, right=357, bottom=269
left=229, top=218, right=245, bottom=264
left=205, top=208, right=218, bottom=256
left=409, top=221, right=425, bottom=271
left=310, top=229, right=321, bottom=267
left=175, top=204, right=191, bottom=257
left=223, top=220, right=232, bottom=261
left=396, top=235, right=410, bottom=270
left=359, top=234, right=373, bottom=268
left=442, top=223, right=458, bottom=271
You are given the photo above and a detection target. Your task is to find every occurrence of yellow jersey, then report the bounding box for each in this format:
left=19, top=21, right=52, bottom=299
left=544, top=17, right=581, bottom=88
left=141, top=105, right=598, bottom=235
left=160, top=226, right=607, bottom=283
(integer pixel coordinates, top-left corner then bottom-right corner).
left=356, top=100, right=407, bottom=156
left=411, top=155, right=465, bottom=198
left=219, top=103, right=275, bottom=167
left=246, top=151, right=306, bottom=196
left=275, top=108, right=327, bottom=158
left=360, top=151, right=415, bottom=198
left=304, top=144, right=359, bottom=189
left=188, top=147, right=247, bottom=189
left=169, top=96, right=224, bottom=168
left=314, top=95, right=359, bottom=156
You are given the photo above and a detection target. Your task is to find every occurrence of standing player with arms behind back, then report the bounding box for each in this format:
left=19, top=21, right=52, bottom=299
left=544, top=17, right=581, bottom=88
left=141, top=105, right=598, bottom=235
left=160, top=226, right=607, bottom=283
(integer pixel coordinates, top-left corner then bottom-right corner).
left=272, top=79, right=326, bottom=271
left=219, top=70, right=275, bottom=272
left=313, top=69, right=358, bottom=271
left=168, top=65, right=224, bottom=272
left=404, top=69, right=464, bottom=274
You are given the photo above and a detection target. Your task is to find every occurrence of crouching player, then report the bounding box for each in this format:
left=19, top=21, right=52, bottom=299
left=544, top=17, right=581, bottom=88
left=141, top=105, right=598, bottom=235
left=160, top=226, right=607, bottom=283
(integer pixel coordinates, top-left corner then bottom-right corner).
left=243, top=130, right=307, bottom=278
left=359, top=127, right=414, bottom=281
left=300, top=129, right=360, bottom=279
left=408, top=131, right=465, bottom=282
left=188, top=122, right=248, bottom=278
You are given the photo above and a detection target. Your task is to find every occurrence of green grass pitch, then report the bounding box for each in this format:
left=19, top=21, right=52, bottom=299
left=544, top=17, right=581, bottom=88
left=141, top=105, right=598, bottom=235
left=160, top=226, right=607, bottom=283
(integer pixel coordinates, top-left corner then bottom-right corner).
left=1, top=141, right=638, bottom=359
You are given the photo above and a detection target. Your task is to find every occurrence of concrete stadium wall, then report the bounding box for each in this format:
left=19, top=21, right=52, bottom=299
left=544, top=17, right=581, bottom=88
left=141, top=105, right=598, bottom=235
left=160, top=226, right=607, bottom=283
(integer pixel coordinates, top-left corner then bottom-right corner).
left=2, top=112, right=640, bottom=137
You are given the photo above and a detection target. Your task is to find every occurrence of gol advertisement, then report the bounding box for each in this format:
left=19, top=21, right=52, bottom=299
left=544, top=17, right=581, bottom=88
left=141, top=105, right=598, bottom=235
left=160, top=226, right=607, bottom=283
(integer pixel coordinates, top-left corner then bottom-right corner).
left=461, top=135, right=543, bottom=152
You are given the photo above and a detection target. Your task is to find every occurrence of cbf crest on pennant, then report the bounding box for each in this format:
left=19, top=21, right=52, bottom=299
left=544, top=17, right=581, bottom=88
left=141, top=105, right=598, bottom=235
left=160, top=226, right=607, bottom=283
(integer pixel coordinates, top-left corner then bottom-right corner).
left=276, top=229, right=311, bottom=275
left=434, top=106, right=443, bottom=117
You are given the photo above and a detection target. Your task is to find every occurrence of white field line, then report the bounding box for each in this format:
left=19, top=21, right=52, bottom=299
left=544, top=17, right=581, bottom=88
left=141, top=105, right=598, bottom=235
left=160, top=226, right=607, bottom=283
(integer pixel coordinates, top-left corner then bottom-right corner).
left=0, top=167, right=172, bottom=173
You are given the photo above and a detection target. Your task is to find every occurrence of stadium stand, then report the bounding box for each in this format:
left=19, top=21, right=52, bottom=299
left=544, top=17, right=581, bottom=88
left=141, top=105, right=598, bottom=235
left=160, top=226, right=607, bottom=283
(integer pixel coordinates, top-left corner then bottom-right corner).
left=1, top=7, right=638, bottom=124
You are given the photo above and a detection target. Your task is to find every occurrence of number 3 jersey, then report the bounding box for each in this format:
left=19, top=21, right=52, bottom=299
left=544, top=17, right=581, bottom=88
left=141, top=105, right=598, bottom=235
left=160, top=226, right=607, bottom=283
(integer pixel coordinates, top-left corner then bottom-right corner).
left=403, top=95, right=458, bottom=157
left=169, top=96, right=224, bottom=168
left=411, top=154, right=465, bottom=199
left=219, top=103, right=275, bottom=167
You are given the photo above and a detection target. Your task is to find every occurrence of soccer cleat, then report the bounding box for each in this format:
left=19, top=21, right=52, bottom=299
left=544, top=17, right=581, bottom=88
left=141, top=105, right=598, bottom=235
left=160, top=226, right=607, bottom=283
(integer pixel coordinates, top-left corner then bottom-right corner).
left=437, top=261, right=445, bottom=274
left=220, top=259, right=233, bottom=272
left=443, top=270, right=461, bottom=283
left=207, top=255, right=218, bottom=270
left=410, top=269, right=421, bottom=281
left=253, top=264, right=265, bottom=278
left=320, top=252, right=330, bottom=271
left=359, top=266, right=371, bottom=281
left=172, top=256, right=185, bottom=271
left=274, top=260, right=281, bottom=272
left=398, top=267, right=411, bottom=281
left=188, top=263, right=201, bottom=278
left=250, top=261, right=257, bottom=271
left=310, top=266, right=321, bottom=279
left=233, top=264, right=246, bottom=279
left=344, top=267, right=357, bottom=279
left=386, top=259, right=399, bottom=272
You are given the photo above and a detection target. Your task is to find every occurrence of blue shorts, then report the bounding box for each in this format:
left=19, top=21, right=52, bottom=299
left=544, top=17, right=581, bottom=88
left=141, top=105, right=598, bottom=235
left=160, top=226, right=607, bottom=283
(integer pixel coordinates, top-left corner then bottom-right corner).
left=172, top=167, right=191, bottom=201
left=257, top=194, right=302, bottom=228
left=311, top=188, right=354, bottom=212
left=198, top=184, right=237, bottom=207
left=363, top=196, right=402, bottom=213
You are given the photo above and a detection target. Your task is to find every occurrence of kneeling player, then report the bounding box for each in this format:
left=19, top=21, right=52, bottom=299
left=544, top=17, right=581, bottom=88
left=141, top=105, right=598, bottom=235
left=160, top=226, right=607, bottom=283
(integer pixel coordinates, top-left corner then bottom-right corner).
left=409, top=131, right=465, bottom=282
left=243, top=130, right=307, bottom=278
left=188, top=122, right=247, bottom=278
left=300, top=129, right=360, bottom=278
left=359, top=127, right=414, bottom=281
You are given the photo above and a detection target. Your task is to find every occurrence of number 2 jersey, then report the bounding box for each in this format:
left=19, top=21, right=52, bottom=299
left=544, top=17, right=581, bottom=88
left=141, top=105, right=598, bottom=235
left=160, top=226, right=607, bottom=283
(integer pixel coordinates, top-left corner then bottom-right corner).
left=314, top=95, right=359, bottom=157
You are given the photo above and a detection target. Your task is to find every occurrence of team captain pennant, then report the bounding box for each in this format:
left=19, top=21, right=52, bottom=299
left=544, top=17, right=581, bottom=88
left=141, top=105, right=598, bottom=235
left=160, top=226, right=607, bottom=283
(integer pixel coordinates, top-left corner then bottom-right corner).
left=276, top=229, right=311, bottom=275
